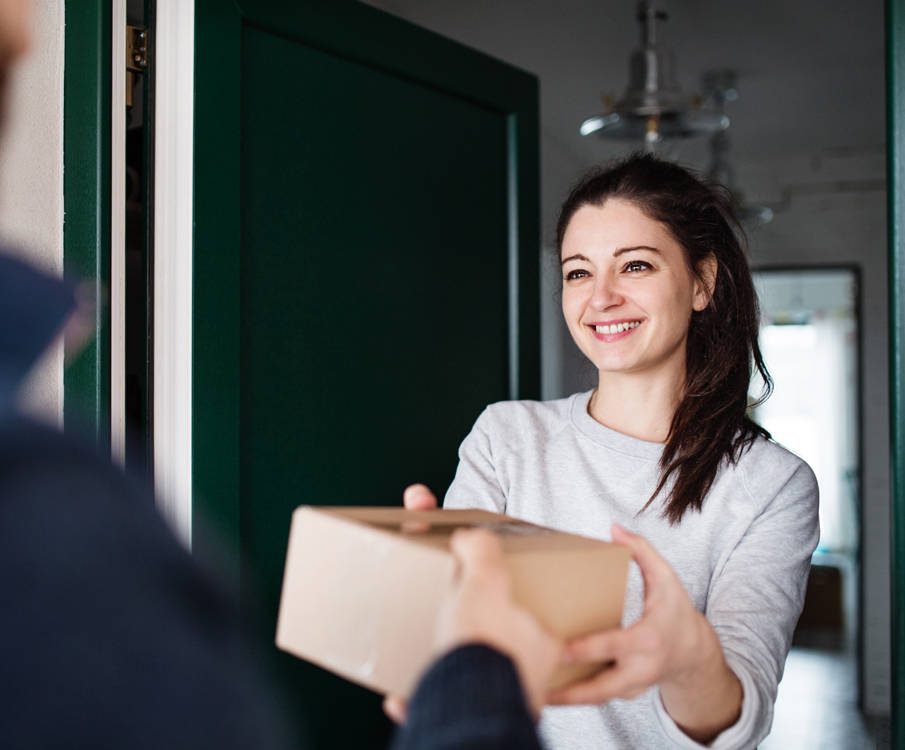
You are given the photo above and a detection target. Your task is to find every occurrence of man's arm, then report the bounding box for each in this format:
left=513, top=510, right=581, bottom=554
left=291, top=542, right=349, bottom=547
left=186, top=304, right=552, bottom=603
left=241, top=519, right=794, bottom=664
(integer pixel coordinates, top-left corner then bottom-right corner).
left=392, top=644, right=543, bottom=750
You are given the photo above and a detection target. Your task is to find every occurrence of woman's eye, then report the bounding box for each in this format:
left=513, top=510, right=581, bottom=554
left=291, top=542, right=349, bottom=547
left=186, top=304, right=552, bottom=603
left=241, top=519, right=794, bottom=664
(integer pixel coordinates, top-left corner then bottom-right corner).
left=564, top=269, right=589, bottom=281
left=624, top=260, right=652, bottom=273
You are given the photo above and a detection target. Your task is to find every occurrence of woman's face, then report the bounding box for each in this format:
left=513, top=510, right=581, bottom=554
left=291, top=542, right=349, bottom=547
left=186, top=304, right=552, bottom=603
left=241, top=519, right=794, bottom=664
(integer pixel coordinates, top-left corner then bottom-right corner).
left=560, top=198, right=712, bottom=382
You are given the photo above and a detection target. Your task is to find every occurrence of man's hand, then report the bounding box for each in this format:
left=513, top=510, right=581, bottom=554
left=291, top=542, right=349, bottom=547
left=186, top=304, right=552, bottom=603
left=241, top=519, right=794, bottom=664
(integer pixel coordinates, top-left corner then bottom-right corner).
left=434, top=529, right=561, bottom=717
left=384, top=493, right=561, bottom=724
left=383, top=483, right=440, bottom=722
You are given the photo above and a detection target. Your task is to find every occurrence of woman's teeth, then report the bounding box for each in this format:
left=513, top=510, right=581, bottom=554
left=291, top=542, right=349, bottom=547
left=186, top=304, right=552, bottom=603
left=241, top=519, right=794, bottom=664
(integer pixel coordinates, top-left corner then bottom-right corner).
left=595, top=321, right=640, bottom=334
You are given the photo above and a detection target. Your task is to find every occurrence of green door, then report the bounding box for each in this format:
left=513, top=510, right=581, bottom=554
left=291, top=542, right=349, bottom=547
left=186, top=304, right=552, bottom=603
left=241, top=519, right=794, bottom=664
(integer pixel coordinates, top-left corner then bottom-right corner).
left=63, top=0, right=111, bottom=445
left=193, top=1, right=539, bottom=746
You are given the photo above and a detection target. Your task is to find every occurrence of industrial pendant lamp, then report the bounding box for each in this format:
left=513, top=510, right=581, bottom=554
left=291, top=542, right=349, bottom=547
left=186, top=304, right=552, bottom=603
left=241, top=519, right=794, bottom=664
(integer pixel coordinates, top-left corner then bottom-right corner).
left=703, top=69, right=774, bottom=226
left=580, top=1, right=727, bottom=150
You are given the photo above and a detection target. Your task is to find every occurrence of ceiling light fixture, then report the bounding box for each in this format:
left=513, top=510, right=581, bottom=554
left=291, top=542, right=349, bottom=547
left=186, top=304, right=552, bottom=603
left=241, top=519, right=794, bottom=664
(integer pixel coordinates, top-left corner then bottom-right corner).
left=580, top=1, right=727, bottom=150
left=703, top=69, right=774, bottom=226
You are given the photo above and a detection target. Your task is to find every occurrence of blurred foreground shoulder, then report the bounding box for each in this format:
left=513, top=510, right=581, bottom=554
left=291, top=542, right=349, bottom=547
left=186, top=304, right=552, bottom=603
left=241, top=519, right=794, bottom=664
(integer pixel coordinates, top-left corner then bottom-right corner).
left=0, top=416, right=296, bottom=750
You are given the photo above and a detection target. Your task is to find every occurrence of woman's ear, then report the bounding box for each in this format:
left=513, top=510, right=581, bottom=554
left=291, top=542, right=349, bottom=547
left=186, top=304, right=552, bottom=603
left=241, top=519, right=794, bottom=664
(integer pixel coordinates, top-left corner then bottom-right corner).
left=692, top=254, right=718, bottom=312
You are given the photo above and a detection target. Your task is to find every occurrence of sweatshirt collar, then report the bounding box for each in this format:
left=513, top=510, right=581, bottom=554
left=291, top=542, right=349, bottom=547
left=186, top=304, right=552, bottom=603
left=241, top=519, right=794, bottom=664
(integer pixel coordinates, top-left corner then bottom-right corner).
left=569, top=389, right=665, bottom=461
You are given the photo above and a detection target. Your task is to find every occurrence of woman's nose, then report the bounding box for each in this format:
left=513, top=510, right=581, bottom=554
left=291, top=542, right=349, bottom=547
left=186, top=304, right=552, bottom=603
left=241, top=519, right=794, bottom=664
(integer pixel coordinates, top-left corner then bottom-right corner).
left=589, top=273, right=623, bottom=310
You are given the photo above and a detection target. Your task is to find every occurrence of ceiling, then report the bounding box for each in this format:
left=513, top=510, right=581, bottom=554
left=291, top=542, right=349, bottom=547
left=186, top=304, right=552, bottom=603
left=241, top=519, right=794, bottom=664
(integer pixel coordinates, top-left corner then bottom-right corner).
left=362, top=0, right=885, bottom=179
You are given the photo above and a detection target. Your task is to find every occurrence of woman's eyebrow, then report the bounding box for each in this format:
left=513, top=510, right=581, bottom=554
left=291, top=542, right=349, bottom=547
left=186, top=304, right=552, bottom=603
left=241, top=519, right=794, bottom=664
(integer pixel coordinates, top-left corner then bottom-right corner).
left=561, top=246, right=662, bottom=265
left=613, top=245, right=661, bottom=257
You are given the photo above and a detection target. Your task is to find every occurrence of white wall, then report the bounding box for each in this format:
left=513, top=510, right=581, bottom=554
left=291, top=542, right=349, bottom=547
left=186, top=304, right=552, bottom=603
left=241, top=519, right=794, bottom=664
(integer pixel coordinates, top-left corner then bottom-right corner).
left=0, top=0, right=65, bottom=423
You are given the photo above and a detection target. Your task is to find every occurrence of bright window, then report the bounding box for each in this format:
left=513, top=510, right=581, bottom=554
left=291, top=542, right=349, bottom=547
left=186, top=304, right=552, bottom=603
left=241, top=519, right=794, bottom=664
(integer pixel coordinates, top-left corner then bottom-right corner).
left=750, top=270, right=858, bottom=554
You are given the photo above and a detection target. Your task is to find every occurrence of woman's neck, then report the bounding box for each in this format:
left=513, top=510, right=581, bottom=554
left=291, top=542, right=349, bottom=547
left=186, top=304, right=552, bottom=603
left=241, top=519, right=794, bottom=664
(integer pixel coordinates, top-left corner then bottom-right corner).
left=589, top=369, right=685, bottom=444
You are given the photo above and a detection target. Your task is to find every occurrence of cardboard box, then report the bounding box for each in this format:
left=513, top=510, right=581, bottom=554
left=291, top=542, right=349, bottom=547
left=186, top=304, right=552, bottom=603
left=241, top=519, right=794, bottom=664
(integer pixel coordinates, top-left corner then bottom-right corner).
left=275, top=507, right=630, bottom=699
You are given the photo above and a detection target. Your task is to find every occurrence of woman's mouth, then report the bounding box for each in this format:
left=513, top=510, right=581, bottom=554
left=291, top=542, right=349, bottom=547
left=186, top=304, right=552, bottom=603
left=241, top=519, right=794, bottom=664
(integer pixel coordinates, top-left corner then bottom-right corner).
left=589, top=320, right=642, bottom=340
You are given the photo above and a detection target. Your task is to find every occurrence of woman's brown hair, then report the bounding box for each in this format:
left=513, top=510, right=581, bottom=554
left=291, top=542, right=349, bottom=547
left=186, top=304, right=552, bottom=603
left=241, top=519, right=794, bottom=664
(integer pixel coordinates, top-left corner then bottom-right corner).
left=556, top=152, right=772, bottom=524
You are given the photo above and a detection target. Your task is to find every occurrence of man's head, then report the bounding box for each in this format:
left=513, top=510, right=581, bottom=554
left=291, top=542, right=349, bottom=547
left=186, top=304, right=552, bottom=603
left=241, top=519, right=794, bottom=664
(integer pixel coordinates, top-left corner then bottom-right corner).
left=0, top=0, right=30, bottom=125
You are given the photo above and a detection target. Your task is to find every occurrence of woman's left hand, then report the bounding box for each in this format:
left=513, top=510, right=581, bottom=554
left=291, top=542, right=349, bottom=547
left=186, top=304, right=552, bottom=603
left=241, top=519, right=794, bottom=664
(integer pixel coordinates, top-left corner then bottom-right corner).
left=548, top=523, right=742, bottom=743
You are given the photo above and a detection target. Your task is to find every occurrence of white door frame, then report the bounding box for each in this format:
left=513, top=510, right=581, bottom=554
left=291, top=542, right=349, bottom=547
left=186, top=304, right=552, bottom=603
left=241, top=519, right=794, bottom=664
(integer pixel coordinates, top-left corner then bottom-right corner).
left=152, top=0, right=194, bottom=547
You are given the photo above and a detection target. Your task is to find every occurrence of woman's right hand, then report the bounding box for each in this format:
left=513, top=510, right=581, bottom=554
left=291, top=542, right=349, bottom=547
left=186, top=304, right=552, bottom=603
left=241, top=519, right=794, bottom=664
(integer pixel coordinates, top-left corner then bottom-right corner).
left=403, top=483, right=438, bottom=510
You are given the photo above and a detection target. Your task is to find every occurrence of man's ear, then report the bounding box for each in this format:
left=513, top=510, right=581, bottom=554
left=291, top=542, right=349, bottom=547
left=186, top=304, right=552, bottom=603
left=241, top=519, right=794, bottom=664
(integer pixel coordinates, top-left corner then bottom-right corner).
left=692, top=254, right=718, bottom=311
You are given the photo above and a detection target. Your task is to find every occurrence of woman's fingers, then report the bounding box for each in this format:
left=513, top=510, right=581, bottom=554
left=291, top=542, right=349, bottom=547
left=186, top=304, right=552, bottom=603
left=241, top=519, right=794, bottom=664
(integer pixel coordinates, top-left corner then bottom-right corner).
left=611, top=523, right=672, bottom=589
left=547, top=663, right=642, bottom=705
left=383, top=694, right=408, bottom=724
left=402, top=483, right=438, bottom=510
left=564, top=626, right=630, bottom=665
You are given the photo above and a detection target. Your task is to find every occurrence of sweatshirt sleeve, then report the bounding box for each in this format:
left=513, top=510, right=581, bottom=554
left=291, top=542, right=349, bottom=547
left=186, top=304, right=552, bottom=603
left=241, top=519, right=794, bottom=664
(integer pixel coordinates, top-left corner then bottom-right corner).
left=443, top=407, right=508, bottom=513
left=652, top=456, right=820, bottom=750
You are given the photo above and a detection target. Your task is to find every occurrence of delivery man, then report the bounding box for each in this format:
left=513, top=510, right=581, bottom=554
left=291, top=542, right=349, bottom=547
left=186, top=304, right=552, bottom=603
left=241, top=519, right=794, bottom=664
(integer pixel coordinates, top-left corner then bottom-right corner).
left=0, top=2, right=558, bottom=747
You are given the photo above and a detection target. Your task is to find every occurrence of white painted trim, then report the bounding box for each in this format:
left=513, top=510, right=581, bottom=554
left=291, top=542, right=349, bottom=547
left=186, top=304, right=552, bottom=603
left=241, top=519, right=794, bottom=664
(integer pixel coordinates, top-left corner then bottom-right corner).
left=111, top=0, right=126, bottom=465
left=153, top=0, right=194, bottom=548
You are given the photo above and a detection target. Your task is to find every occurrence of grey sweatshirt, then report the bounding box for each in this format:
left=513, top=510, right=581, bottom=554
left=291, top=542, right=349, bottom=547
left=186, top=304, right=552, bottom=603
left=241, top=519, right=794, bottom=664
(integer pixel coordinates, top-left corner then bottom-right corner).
left=444, top=391, right=819, bottom=750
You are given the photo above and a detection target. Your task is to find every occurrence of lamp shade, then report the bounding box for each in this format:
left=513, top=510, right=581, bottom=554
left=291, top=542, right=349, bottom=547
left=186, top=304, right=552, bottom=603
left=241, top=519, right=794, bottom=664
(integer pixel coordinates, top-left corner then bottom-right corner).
left=580, top=2, right=726, bottom=146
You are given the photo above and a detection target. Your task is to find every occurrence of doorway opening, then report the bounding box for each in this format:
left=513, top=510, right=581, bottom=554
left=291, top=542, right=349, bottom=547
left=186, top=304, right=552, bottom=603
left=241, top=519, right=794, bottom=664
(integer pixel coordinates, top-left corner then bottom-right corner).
left=751, top=267, right=886, bottom=747
left=124, top=0, right=154, bottom=476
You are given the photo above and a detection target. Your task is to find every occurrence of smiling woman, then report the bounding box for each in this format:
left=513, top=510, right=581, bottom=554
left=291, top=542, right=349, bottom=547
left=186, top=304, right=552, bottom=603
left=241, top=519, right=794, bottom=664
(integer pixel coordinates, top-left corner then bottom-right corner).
left=402, top=153, right=819, bottom=750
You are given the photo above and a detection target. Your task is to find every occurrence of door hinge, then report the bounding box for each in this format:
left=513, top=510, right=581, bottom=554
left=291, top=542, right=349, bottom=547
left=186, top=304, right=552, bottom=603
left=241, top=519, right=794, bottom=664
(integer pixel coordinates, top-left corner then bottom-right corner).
left=126, top=25, right=149, bottom=109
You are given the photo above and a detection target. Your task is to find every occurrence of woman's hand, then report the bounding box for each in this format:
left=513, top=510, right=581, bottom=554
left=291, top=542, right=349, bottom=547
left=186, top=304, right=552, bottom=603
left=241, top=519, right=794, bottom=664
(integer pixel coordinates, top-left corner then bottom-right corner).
left=548, top=523, right=742, bottom=744
left=403, top=483, right=438, bottom=510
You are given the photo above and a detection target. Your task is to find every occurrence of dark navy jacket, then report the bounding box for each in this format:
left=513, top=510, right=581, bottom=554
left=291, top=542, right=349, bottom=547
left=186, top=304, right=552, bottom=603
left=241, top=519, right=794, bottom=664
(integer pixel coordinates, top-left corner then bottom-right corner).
left=0, top=253, right=295, bottom=747
left=0, top=253, right=540, bottom=750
